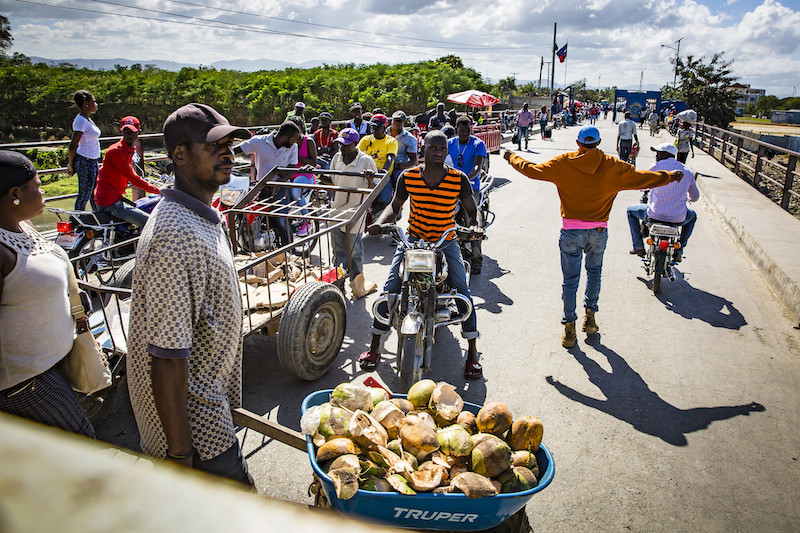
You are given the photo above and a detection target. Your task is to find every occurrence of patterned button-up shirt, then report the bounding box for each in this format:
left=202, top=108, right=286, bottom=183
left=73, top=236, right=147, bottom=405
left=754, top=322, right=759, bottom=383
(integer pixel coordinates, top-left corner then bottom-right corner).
left=127, top=189, right=243, bottom=461
left=647, top=158, right=699, bottom=223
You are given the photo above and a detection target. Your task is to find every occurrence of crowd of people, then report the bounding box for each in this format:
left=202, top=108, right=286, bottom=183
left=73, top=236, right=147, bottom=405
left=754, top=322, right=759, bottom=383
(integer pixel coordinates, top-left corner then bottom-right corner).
left=0, top=89, right=700, bottom=491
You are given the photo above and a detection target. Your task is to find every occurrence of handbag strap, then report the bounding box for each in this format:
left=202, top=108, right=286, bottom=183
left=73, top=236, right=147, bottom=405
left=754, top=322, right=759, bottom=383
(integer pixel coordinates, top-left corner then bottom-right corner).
left=66, top=263, right=87, bottom=321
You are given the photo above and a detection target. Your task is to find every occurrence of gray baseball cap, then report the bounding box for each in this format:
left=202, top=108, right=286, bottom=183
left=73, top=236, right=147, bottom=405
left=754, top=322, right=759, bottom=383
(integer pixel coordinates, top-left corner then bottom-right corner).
left=163, top=103, right=251, bottom=155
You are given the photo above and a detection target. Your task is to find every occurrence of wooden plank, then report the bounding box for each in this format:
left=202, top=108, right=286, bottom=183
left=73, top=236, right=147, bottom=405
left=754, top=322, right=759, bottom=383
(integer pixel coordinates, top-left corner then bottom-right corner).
left=232, top=408, right=308, bottom=452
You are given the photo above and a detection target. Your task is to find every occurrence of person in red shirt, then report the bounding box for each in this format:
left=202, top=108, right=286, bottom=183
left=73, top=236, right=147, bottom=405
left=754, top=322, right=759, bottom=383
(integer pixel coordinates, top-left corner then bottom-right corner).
left=313, top=112, right=338, bottom=169
left=94, top=116, right=160, bottom=227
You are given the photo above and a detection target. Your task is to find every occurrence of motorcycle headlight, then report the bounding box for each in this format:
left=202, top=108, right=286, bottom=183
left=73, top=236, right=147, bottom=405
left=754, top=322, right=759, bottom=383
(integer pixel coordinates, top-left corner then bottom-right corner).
left=404, top=249, right=436, bottom=273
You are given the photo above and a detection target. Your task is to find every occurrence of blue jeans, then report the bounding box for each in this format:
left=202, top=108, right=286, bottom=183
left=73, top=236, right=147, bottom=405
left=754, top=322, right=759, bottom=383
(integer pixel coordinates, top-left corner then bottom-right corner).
left=517, top=125, right=529, bottom=149
left=371, top=238, right=478, bottom=340
left=332, top=229, right=364, bottom=280
left=559, top=228, right=609, bottom=324
left=626, top=204, right=697, bottom=254
left=97, top=200, right=150, bottom=227
left=288, top=174, right=313, bottom=216
left=618, top=139, right=633, bottom=162
left=74, top=154, right=99, bottom=211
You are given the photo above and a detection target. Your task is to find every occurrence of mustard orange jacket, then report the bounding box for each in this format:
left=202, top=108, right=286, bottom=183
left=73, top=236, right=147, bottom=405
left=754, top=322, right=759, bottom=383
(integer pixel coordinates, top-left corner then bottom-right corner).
left=507, top=147, right=675, bottom=222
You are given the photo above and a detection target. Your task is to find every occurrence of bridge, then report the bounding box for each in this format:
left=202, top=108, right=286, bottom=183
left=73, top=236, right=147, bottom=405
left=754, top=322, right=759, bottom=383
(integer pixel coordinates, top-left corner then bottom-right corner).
left=2, top=115, right=800, bottom=531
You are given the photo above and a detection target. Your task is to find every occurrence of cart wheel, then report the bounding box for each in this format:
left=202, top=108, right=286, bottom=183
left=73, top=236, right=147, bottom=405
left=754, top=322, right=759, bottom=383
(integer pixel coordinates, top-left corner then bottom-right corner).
left=277, top=281, right=346, bottom=381
left=110, top=258, right=136, bottom=289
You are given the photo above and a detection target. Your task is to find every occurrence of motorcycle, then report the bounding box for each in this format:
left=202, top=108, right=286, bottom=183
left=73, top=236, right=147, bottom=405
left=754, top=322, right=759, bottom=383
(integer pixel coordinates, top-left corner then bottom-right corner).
left=638, top=192, right=682, bottom=294
left=454, top=172, right=495, bottom=268
left=50, top=195, right=161, bottom=279
left=371, top=225, right=477, bottom=392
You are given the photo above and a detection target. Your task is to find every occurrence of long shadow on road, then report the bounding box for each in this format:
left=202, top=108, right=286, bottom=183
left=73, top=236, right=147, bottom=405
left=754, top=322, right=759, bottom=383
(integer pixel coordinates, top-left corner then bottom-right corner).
left=469, top=255, right=513, bottom=315
left=638, top=270, right=747, bottom=330
left=546, top=338, right=764, bottom=446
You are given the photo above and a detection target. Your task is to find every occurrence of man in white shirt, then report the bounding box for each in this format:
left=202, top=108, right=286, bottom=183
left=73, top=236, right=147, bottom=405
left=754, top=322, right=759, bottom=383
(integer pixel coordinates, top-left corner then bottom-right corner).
left=325, top=127, right=379, bottom=299
left=616, top=112, right=639, bottom=163
left=648, top=109, right=659, bottom=136
left=234, top=121, right=300, bottom=183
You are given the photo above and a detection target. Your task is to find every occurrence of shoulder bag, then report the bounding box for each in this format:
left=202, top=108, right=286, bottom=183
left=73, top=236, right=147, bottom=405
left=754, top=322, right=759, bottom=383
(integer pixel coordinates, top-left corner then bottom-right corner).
left=61, top=265, right=112, bottom=394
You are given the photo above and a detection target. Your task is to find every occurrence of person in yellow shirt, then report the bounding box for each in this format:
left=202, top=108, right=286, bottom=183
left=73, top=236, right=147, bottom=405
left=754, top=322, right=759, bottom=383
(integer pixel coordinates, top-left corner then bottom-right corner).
left=358, top=114, right=397, bottom=214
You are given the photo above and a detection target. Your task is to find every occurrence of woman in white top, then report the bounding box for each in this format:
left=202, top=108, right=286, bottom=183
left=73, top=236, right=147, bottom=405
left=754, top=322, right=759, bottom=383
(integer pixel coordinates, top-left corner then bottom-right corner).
left=67, top=90, right=102, bottom=211
left=0, top=151, right=95, bottom=437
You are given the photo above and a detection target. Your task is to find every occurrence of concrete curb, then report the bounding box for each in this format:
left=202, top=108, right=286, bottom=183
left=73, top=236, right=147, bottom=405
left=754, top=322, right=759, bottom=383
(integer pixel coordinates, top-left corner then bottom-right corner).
left=697, top=174, right=800, bottom=328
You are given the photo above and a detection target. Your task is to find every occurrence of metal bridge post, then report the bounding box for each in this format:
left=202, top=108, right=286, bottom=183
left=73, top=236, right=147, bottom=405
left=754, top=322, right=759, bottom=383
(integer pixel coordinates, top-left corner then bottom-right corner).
left=734, top=137, right=743, bottom=174
left=754, top=145, right=765, bottom=188
left=781, top=155, right=797, bottom=211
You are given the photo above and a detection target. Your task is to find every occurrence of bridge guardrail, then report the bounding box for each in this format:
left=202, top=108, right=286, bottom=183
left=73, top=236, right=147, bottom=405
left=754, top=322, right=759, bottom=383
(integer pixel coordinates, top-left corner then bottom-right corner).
left=695, top=122, right=799, bottom=216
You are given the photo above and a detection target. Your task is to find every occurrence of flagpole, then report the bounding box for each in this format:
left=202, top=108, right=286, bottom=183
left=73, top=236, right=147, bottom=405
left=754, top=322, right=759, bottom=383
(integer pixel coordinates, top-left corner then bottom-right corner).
left=550, top=22, right=557, bottom=96
left=564, top=41, right=568, bottom=88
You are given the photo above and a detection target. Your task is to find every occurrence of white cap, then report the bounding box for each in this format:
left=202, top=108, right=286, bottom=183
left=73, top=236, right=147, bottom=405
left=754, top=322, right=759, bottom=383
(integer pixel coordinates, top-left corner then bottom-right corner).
left=650, top=142, right=678, bottom=157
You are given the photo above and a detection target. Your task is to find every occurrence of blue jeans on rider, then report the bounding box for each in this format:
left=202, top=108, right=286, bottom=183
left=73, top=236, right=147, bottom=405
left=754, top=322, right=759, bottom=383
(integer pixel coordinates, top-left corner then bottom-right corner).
left=559, top=228, right=608, bottom=324
left=375, top=171, right=394, bottom=206
left=626, top=204, right=697, bottom=255
left=517, top=125, right=529, bottom=150
left=332, top=229, right=364, bottom=280
left=97, top=200, right=150, bottom=228
left=288, top=174, right=314, bottom=216
left=371, top=238, right=478, bottom=340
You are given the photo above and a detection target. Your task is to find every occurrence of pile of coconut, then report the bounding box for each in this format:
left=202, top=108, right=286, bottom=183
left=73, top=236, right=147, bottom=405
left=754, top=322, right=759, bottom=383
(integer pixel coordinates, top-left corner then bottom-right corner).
left=301, top=380, right=544, bottom=500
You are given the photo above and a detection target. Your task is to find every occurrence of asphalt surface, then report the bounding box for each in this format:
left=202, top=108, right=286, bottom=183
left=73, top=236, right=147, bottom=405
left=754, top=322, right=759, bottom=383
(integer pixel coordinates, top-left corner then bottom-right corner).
left=96, top=116, right=800, bottom=532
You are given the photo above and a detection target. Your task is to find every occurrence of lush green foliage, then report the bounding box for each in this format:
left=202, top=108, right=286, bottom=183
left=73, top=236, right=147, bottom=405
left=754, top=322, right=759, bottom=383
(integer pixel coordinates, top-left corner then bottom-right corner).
left=675, top=53, right=737, bottom=128
left=0, top=54, right=490, bottom=141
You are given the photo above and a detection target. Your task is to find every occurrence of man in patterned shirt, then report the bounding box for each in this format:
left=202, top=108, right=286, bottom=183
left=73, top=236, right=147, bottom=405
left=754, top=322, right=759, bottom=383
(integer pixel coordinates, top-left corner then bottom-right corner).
left=626, top=143, right=699, bottom=262
left=127, top=103, right=255, bottom=487
left=360, top=131, right=485, bottom=379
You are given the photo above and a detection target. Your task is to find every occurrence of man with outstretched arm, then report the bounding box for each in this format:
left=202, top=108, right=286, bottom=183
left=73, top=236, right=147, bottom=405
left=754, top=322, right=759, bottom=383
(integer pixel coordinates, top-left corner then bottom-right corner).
left=127, top=103, right=255, bottom=487
left=504, top=125, right=683, bottom=348
left=360, top=131, right=485, bottom=379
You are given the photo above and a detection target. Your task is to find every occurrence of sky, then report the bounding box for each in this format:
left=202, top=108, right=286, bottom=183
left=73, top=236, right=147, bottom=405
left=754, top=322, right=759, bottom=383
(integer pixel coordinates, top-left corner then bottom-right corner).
left=2, top=0, right=799, bottom=97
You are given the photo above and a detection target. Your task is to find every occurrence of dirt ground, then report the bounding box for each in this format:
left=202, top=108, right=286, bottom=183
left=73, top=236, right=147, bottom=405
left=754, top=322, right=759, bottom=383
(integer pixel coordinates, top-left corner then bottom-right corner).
left=730, top=122, right=800, bottom=136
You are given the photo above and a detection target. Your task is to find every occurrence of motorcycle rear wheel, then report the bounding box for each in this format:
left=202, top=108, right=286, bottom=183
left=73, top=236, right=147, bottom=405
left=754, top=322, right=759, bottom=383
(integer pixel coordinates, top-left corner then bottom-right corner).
left=398, top=331, right=423, bottom=393
left=652, top=272, right=662, bottom=294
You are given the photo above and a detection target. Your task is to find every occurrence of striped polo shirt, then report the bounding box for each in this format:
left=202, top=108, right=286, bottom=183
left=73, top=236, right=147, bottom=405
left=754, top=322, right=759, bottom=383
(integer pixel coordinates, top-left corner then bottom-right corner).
left=400, top=166, right=467, bottom=242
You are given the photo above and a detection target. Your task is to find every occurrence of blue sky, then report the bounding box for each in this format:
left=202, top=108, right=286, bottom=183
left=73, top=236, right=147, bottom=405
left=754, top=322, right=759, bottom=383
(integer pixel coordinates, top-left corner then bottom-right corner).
left=2, top=0, right=798, bottom=97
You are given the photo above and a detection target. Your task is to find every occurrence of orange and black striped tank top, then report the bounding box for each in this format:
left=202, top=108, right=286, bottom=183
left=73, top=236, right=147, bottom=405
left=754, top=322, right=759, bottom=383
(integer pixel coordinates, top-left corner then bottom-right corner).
left=403, top=166, right=465, bottom=242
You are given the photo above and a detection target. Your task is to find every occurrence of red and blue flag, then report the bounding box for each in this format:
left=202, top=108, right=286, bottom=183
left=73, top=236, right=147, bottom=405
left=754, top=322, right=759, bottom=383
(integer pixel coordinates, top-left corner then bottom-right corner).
left=557, top=44, right=568, bottom=63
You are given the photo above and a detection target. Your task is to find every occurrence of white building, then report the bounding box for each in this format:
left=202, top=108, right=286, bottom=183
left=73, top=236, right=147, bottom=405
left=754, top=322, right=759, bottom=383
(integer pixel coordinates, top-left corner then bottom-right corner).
left=729, top=83, right=766, bottom=115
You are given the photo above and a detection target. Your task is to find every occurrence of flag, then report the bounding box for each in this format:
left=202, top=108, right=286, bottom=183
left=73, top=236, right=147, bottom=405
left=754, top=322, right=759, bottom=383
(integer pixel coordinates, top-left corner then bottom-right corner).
left=557, top=44, right=568, bottom=63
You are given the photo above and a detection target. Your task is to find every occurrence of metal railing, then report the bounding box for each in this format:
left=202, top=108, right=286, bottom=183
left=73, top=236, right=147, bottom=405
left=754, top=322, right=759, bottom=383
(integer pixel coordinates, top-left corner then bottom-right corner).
left=695, top=123, right=800, bottom=215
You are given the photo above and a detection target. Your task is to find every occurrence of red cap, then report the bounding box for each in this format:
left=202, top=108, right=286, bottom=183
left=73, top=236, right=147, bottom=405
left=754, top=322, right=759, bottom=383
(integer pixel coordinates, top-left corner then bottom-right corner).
left=120, top=116, right=141, bottom=132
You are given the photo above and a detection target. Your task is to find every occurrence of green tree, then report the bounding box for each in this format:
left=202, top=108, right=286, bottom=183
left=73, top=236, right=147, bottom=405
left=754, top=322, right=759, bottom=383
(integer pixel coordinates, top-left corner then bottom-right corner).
left=744, top=103, right=756, bottom=115
left=497, top=76, right=516, bottom=96
left=436, top=55, right=464, bottom=70
left=0, top=15, right=12, bottom=56
left=755, top=95, right=779, bottom=116
left=675, top=53, right=737, bottom=127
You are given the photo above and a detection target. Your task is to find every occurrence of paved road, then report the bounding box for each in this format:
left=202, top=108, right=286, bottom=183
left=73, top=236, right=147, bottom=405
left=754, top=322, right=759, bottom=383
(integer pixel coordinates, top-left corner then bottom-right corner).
left=97, top=116, right=800, bottom=532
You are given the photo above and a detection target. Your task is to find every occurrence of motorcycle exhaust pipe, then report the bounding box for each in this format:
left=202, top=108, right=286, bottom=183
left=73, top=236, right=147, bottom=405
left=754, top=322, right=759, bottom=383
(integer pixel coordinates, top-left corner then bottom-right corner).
left=433, top=293, right=473, bottom=330
left=371, top=293, right=400, bottom=326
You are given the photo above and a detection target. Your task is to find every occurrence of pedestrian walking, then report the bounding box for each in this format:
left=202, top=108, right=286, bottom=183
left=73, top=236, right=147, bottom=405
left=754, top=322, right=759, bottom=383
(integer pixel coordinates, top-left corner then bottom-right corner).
left=503, top=126, right=682, bottom=348
left=616, top=111, right=639, bottom=163
left=516, top=103, right=535, bottom=150
left=67, top=90, right=101, bottom=211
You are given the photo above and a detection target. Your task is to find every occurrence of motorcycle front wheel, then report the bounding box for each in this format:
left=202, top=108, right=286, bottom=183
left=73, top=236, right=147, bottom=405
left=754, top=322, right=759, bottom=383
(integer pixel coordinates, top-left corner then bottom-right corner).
left=398, top=331, right=424, bottom=393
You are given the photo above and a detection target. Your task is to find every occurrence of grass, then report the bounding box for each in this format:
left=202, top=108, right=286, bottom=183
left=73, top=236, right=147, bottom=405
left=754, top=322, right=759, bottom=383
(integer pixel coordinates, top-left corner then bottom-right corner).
left=41, top=173, right=133, bottom=200
left=733, top=117, right=772, bottom=125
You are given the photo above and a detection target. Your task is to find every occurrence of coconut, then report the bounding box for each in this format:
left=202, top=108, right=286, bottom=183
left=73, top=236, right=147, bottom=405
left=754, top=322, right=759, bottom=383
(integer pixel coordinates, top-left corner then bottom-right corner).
left=312, top=432, right=326, bottom=448
left=456, top=411, right=477, bottom=434
left=371, top=401, right=405, bottom=439
left=471, top=434, right=512, bottom=478
left=361, top=475, right=392, bottom=492
left=475, top=402, right=513, bottom=437
left=399, top=415, right=440, bottom=459
left=370, top=387, right=390, bottom=406
left=328, top=454, right=360, bottom=476
left=471, top=432, right=495, bottom=447
left=348, top=409, right=388, bottom=449
left=328, top=468, right=359, bottom=500
left=408, top=463, right=446, bottom=491
left=497, top=466, right=538, bottom=493
left=359, top=458, right=385, bottom=477
left=389, top=398, right=414, bottom=413
left=406, top=379, right=436, bottom=408
left=316, top=437, right=360, bottom=462
left=428, top=382, right=464, bottom=422
left=450, top=472, right=498, bottom=498
left=387, top=473, right=416, bottom=495
left=433, top=485, right=455, bottom=494
left=330, top=382, right=373, bottom=412
left=417, top=412, right=438, bottom=430
left=318, top=404, right=352, bottom=440
left=402, top=451, right=419, bottom=471
left=507, top=416, right=544, bottom=451
left=437, top=425, right=475, bottom=457
left=511, top=451, right=540, bottom=477
left=387, top=439, right=404, bottom=457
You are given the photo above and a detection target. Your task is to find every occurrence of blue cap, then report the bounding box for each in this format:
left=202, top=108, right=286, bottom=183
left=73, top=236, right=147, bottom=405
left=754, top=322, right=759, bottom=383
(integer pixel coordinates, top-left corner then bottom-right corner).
left=577, top=125, right=600, bottom=144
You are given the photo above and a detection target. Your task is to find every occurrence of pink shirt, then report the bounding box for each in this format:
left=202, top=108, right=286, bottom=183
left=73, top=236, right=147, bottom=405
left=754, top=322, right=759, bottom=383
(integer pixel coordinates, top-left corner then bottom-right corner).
left=562, top=219, right=608, bottom=230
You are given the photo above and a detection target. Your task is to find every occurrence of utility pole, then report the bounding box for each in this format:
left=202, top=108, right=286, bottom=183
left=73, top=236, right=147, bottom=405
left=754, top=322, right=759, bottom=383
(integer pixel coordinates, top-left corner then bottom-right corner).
left=538, top=57, right=544, bottom=92
left=550, top=22, right=557, bottom=96
left=639, top=71, right=643, bottom=91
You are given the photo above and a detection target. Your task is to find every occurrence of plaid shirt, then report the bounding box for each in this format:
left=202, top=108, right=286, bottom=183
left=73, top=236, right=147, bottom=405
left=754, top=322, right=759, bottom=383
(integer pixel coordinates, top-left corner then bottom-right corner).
left=647, top=158, right=699, bottom=223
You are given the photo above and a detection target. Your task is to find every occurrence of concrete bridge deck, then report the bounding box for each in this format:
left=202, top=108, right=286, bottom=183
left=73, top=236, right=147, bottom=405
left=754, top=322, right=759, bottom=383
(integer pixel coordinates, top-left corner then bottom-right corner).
left=83, top=115, right=800, bottom=531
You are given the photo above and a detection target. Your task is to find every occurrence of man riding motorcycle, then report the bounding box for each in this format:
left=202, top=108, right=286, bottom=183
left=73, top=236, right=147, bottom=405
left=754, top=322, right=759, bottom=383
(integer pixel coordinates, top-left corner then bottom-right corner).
left=360, top=130, right=485, bottom=379
left=626, top=142, right=699, bottom=262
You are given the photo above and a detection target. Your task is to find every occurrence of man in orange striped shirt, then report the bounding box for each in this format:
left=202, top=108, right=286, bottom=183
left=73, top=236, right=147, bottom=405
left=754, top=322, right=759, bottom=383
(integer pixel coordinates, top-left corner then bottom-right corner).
left=361, top=131, right=485, bottom=379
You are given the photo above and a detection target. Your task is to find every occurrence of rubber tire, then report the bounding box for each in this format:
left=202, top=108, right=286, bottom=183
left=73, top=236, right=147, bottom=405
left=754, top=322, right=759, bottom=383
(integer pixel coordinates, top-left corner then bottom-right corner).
left=110, top=258, right=135, bottom=290
left=399, top=332, right=423, bottom=394
left=277, top=281, right=346, bottom=381
left=652, top=272, right=662, bottom=294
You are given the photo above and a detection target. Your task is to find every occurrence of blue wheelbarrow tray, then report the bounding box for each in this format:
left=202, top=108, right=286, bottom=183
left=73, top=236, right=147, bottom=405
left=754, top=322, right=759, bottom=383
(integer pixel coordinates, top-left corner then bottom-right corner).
left=302, top=390, right=555, bottom=531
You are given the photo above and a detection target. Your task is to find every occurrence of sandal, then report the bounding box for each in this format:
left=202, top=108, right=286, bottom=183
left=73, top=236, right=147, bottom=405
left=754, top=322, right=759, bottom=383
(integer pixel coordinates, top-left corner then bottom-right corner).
left=358, top=350, right=381, bottom=371
left=464, top=359, right=483, bottom=380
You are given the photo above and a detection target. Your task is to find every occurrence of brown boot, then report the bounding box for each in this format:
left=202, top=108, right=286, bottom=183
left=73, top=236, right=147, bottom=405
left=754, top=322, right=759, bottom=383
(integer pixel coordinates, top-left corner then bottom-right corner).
left=582, top=309, right=599, bottom=334
left=350, top=273, right=377, bottom=300
left=562, top=322, right=577, bottom=348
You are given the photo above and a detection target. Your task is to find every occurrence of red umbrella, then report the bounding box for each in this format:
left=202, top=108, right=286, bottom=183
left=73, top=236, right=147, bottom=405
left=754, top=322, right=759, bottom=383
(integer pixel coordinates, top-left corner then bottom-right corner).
left=447, top=90, right=500, bottom=108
